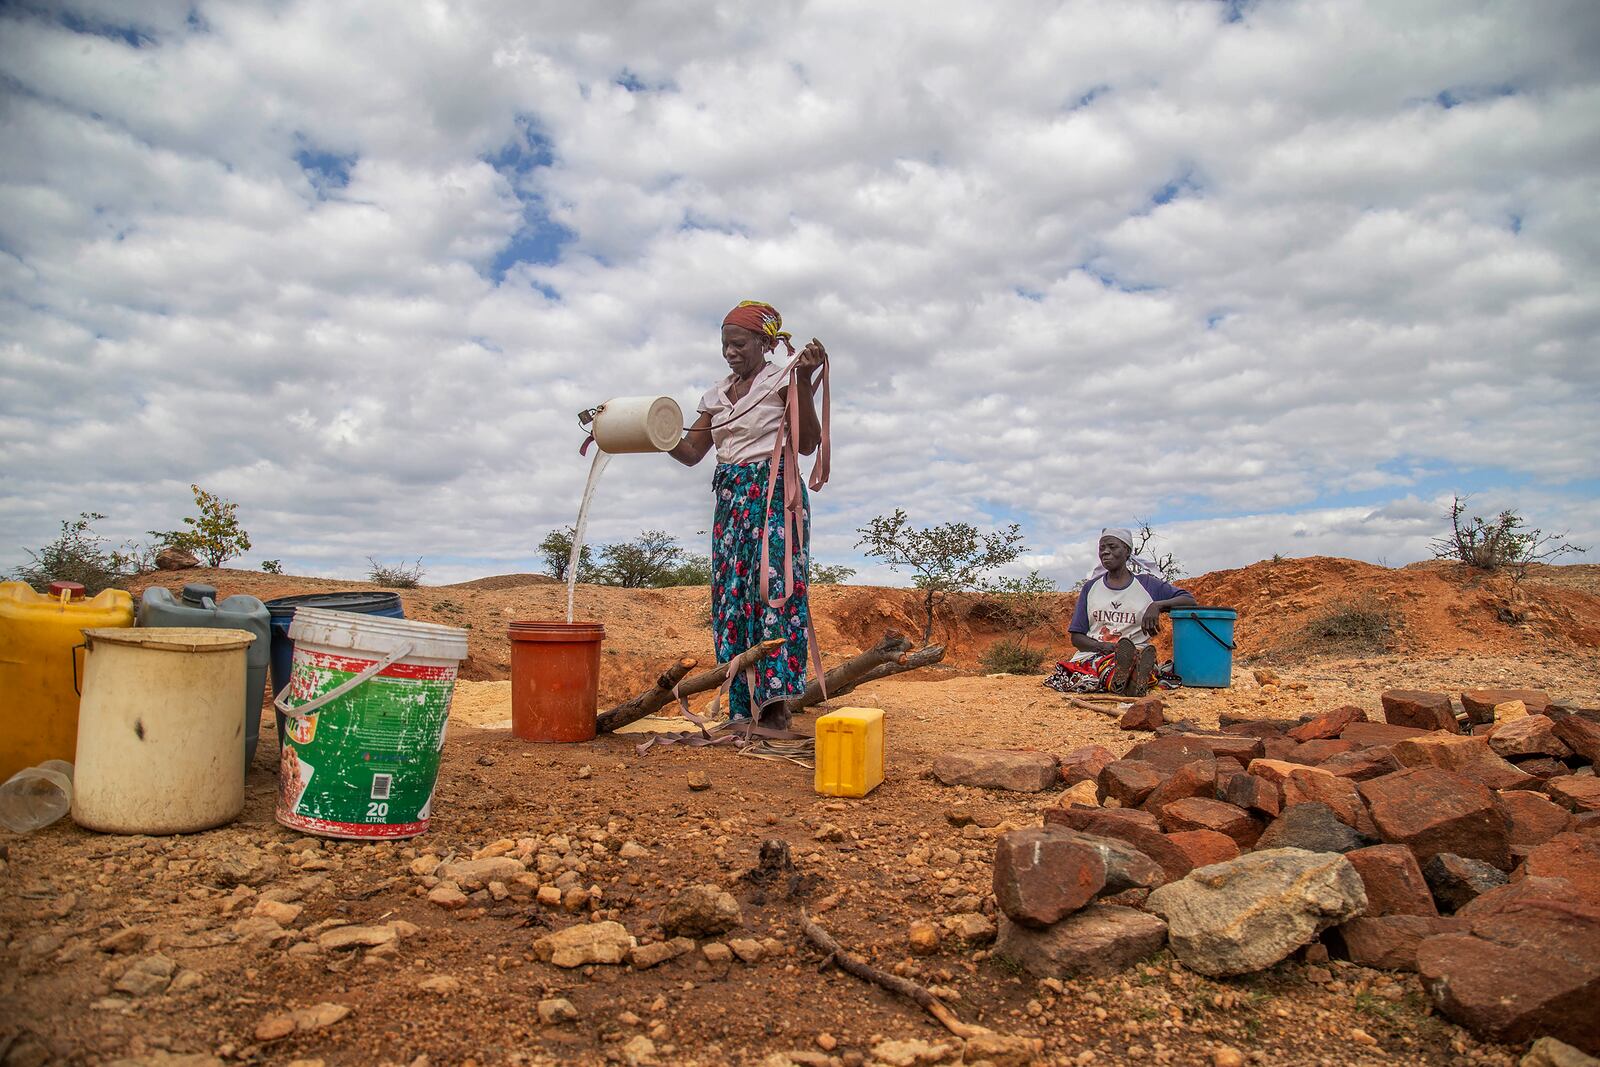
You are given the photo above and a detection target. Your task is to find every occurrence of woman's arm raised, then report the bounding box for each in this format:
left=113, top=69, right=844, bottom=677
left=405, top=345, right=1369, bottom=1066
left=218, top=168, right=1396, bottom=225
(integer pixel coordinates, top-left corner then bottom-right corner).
left=669, top=412, right=714, bottom=467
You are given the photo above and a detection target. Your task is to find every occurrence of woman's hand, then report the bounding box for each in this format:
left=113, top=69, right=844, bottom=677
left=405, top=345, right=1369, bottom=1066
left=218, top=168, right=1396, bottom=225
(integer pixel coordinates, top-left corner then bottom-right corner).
left=1141, top=603, right=1164, bottom=636
left=796, top=338, right=828, bottom=384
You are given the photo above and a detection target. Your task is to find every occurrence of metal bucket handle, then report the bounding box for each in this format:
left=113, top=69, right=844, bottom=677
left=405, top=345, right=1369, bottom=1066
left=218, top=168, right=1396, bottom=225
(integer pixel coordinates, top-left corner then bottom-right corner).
left=273, top=642, right=414, bottom=721
left=71, top=641, right=86, bottom=695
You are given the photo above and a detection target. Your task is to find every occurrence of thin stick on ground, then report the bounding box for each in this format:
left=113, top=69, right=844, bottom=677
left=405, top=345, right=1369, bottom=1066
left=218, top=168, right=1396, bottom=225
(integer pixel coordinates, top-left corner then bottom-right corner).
left=799, top=909, right=989, bottom=1039
left=1066, top=695, right=1124, bottom=718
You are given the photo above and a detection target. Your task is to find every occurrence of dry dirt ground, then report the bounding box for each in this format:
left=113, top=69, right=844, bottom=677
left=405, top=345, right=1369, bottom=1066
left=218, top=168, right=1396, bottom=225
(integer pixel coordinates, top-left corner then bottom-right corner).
left=3, top=559, right=1598, bottom=1066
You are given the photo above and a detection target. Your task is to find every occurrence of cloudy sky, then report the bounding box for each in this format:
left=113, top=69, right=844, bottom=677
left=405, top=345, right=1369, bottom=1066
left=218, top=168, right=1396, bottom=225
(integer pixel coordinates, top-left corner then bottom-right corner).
left=3, top=0, right=1597, bottom=588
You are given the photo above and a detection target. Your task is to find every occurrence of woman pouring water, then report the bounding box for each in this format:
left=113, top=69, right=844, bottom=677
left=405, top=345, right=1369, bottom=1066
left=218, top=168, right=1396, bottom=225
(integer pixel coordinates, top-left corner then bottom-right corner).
left=668, top=300, right=830, bottom=722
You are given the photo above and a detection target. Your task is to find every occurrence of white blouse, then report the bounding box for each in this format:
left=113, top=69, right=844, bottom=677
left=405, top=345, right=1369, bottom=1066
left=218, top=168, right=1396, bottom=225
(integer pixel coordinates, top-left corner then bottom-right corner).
left=696, top=361, right=789, bottom=466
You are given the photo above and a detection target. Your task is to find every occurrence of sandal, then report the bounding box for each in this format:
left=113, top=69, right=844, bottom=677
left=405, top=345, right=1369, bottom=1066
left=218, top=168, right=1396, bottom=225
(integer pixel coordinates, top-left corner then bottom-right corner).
left=1128, top=646, right=1157, bottom=697
left=1108, top=638, right=1137, bottom=695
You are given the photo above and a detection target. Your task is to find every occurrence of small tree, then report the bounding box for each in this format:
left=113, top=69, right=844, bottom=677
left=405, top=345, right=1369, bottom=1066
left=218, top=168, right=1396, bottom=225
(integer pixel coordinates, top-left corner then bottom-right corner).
left=260, top=559, right=283, bottom=574
left=153, top=484, right=252, bottom=567
left=12, top=513, right=149, bottom=595
left=660, top=553, right=712, bottom=587
left=367, top=557, right=424, bottom=588
left=811, top=562, right=857, bottom=585
left=856, top=509, right=1026, bottom=644
left=598, top=529, right=684, bottom=589
left=1431, top=495, right=1584, bottom=572
left=1132, top=518, right=1183, bottom=581
left=539, top=526, right=601, bottom=583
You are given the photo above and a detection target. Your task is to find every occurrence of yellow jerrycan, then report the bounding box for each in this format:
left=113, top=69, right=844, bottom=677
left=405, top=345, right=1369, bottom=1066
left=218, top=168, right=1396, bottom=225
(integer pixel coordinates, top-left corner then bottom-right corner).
left=0, top=581, right=135, bottom=781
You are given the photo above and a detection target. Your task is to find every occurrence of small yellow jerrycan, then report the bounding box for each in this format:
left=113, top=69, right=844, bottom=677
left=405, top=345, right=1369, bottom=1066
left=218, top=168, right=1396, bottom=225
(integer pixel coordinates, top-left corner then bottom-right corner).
left=0, top=581, right=135, bottom=781
left=814, top=707, right=884, bottom=798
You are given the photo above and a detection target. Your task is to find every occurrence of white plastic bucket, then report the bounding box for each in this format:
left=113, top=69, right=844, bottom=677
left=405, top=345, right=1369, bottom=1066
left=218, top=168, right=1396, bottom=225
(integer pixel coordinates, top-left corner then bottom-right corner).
left=590, top=395, right=683, bottom=453
left=73, top=627, right=254, bottom=834
left=273, top=608, right=468, bottom=839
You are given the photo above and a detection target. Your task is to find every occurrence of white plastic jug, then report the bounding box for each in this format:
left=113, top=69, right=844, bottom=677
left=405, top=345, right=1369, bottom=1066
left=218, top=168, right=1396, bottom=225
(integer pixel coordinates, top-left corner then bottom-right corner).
left=588, top=395, right=683, bottom=453
left=72, top=627, right=254, bottom=834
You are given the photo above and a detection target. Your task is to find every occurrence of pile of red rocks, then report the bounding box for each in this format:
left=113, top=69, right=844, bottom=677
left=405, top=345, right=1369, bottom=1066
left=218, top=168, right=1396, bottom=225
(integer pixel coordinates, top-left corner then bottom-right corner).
left=967, top=687, right=1600, bottom=1054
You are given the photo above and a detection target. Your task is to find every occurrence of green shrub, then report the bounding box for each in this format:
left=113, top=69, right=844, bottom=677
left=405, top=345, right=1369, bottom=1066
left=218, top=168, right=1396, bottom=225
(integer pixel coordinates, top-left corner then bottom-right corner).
left=150, top=484, right=252, bottom=567
left=260, top=559, right=283, bottom=574
left=811, top=562, right=857, bottom=584
left=980, top=637, right=1048, bottom=675
left=11, top=513, right=149, bottom=596
left=1293, top=595, right=1399, bottom=655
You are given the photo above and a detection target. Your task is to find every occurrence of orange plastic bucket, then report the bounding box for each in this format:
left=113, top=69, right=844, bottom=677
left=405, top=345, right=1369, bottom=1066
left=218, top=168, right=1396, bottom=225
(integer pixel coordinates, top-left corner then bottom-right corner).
left=508, top=621, right=604, bottom=743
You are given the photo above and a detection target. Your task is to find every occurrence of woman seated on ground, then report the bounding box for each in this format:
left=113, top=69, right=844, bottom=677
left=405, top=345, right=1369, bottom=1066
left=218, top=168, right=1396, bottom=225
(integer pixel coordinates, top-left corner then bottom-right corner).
left=1045, top=527, right=1196, bottom=696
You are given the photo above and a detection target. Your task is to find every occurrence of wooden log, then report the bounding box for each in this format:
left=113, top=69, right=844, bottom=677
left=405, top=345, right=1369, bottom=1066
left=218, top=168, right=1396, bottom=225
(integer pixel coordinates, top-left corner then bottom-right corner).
left=595, top=639, right=784, bottom=734
left=799, top=909, right=988, bottom=1038
left=778, top=630, right=913, bottom=713
left=594, top=657, right=697, bottom=734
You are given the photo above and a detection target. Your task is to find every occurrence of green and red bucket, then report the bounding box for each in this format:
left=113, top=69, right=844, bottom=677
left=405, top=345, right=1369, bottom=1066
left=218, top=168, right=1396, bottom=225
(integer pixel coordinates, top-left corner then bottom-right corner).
left=273, top=607, right=468, bottom=839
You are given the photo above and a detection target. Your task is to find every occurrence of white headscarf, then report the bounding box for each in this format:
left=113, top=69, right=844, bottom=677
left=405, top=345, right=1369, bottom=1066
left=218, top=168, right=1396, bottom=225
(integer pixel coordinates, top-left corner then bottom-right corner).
left=1084, top=527, right=1163, bottom=584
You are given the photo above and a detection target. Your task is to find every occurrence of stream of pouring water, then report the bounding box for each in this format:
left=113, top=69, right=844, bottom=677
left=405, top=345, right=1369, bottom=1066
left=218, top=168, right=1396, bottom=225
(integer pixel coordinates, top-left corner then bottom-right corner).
left=565, top=450, right=612, bottom=623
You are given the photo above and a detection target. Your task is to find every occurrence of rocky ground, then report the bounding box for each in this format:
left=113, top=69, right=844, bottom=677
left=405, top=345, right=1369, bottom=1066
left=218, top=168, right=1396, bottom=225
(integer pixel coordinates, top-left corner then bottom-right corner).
left=3, top=560, right=1598, bottom=1066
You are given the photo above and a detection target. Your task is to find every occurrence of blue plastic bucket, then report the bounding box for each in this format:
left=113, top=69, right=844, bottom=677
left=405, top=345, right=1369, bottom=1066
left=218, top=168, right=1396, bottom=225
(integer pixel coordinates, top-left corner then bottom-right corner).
left=1170, top=607, right=1236, bottom=688
left=266, top=592, right=405, bottom=700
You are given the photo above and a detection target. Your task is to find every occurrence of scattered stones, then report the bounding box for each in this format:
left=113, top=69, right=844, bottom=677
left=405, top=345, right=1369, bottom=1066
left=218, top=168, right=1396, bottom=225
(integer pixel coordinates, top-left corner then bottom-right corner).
left=1519, top=832, right=1600, bottom=900
left=1287, top=706, right=1366, bottom=743
left=1358, top=767, right=1511, bottom=869
left=701, top=942, right=733, bottom=964
left=1059, top=780, right=1099, bottom=807
left=436, top=856, right=525, bottom=889
left=254, top=1003, right=350, bottom=1042
left=908, top=921, right=941, bottom=955
left=1165, top=829, right=1239, bottom=869
left=538, top=997, right=579, bottom=1024
left=1423, top=853, right=1508, bottom=912
left=961, top=1034, right=1044, bottom=1066
left=1328, top=915, right=1465, bottom=971
left=427, top=883, right=468, bottom=910
left=1156, top=798, right=1262, bottom=849
left=533, top=921, right=636, bottom=967
left=317, top=924, right=402, bottom=951
left=1221, top=773, right=1281, bottom=819
left=1119, top=697, right=1165, bottom=732
left=1140, top=758, right=1216, bottom=816
left=1498, top=791, right=1578, bottom=857
left=993, top=906, right=1168, bottom=979
left=418, top=975, right=461, bottom=996
left=943, top=911, right=997, bottom=943
left=1255, top=802, right=1369, bottom=854
left=932, top=750, right=1059, bottom=792
left=1551, top=713, right=1600, bottom=764
left=1380, top=690, right=1460, bottom=733
left=992, top=828, right=1163, bottom=927
left=1418, top=876, right=1600, bottom=1051
left=661, top=884, right=742, bottom=937
left=687, top=770, right=710, bottom=791
left=1059, top=745, right=1118, bottom=786
left=1521, top=1037, right=1600, bottom=1067
left=251, top=899, right=303, bottom=925
left=728, top=938, right=764, bottom=963
left=1146, top=848, right=1367, bottom=977
left=1341, top=721, right=1430, bottom=745
left=630, top=937, right=695, bottom=969
left=155, top=546, right=201, bottom=570
left=870, top=1038, right=954, bottom=1067
left=1279, top=769, right=1378, bottom=836
left=1317, top=746, right=1401, bottom=781
left=1044, top=807, right=1193, bottom=882
left=1460, top=688, right=1551, bottom=721
left=1097, top=760, right=1163, bottom=807
left=1547, top=776, right=1600, bottom=813
left=1344, top=844, right=1436, bottom=916
left=114, top=954, right=176, bottom=997
left=1489, top=716, right=1572, bottom=759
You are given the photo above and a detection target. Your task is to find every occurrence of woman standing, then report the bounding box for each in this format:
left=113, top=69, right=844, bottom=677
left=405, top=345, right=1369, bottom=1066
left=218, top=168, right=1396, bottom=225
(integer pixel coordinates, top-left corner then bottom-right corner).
left=669, top=301, right=829, bottom=721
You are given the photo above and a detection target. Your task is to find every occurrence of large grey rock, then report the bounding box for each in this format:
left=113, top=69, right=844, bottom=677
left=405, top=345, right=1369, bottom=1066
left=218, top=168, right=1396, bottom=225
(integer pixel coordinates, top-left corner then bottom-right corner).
left=992, top=827, right=1164, bottom=927
left=932, top=750, right=1058, bottom=792
left=993, top=906, right=1167, bottom=979
left=660, top=883, right=742, bottom=937
left=1146, top=847, right=1367, bottom=976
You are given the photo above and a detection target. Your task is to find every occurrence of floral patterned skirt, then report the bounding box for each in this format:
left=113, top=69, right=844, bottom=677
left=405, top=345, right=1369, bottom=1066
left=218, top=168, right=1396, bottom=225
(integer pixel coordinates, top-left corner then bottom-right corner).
left=712, top=459, right=810, bottom=720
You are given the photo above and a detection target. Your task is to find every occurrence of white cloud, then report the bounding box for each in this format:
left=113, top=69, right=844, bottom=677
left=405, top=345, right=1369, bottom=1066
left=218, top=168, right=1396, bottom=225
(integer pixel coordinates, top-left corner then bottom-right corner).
left=2, top=0, right=1597, bottom=594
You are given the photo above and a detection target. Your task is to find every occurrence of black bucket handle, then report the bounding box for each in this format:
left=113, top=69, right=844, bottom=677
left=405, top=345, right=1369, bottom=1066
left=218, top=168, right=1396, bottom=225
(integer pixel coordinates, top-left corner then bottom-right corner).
left=1187, top=616, right=1235, bottom=652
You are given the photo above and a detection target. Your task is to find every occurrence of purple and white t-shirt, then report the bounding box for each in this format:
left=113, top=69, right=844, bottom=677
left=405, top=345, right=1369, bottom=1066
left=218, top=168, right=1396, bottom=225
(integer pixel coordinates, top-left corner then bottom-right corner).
left=1068, top=573, right=1190, bottom=652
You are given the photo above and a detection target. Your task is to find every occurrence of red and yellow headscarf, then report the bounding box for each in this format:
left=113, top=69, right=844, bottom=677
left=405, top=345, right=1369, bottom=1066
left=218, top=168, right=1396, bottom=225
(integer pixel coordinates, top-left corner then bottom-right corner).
left=723, top=300, right=795, bottom=357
